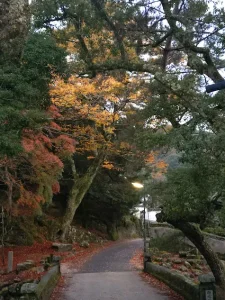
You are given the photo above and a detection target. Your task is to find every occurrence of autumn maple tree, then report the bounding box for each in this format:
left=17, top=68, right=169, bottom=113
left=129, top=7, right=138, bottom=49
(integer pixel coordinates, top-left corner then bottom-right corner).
left=49, top=73, right=148, bottom=239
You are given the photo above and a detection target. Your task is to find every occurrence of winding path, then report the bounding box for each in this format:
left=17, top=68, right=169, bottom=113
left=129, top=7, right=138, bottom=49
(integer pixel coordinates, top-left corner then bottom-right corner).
left=60, top=239, right=169, bottom=300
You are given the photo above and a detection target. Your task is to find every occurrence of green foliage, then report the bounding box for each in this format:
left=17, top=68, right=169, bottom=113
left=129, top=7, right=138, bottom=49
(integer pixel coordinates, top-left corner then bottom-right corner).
left=22, top=32, right=68, bottom=107
left=0, top=31, right=68, bottom=156
left=150, top=232, right=191, bottom=254
left=204, top=227, right=225, bottom=238
left=155, top=164, right=223, bottom=226
left=7, top=216, right=38, bottom=246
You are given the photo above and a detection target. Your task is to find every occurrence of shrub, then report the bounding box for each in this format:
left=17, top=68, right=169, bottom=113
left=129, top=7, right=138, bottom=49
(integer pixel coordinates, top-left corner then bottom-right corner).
left=149, top=232, right=192, bottom=253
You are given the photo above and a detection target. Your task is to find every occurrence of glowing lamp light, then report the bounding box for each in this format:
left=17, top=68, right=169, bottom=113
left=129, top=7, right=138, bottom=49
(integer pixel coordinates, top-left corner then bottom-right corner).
left=131, top=182, right=144, bottom=189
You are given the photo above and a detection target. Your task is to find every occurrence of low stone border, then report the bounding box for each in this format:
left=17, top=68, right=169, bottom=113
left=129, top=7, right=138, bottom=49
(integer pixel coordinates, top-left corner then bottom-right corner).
left=145, top=262, right=199, bottom=300
left=0, top=264, right=60, bottom=299
left=32, top=264, right=60, bottom=300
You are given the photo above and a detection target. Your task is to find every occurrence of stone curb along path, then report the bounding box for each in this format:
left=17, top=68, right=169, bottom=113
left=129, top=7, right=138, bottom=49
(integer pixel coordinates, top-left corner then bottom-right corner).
left=0, top=264, right=60, bottom=300
left=145, top=262, right=199, bottom=300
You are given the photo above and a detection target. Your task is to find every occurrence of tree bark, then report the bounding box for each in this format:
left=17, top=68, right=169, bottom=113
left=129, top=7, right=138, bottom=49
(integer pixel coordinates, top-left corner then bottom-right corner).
left=59, top=152, right=105, bottom=240
left=0, top=0, right=30, bottom=60
left=5, top=166, right=13, bottom=216
left=169, top=220, right=225, bottom=292
left=106, top=222, right=118, bottom=240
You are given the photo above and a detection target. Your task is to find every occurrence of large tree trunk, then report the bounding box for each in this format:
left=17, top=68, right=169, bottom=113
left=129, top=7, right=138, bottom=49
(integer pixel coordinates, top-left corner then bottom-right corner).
left=0, top=0, right=30, bottom=60
left=5, top=166, right=13, bottom=217
left=59, top=152, right=105, bottom=240
left=169, top=220, right=225, bottom=297
left=106, top=222, right=118, bottom=241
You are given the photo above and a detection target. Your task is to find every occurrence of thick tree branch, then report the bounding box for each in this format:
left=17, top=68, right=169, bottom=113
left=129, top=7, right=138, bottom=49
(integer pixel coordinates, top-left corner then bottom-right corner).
left=90, top=0, right=127, bottom=61
left=169, top=221, right=225, bottom=289
left=160, top=0, right=223, bottom=83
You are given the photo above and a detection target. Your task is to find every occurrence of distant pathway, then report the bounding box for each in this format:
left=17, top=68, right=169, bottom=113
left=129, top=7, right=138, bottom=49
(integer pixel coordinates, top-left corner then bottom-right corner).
left=59, top=239, right=169, bottom=300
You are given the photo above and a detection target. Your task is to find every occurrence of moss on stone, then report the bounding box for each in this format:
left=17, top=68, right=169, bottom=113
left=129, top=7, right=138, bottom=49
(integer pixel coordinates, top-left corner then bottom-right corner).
left=145, top=262, right=199, bottom=300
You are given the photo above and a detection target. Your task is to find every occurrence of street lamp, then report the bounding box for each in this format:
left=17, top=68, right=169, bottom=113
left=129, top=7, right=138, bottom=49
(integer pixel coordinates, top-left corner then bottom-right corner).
left=131, top=182, right=147, bottom=254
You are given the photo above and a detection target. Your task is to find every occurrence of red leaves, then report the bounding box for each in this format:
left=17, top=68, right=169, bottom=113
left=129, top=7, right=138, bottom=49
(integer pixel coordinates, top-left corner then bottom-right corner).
left=48, top=105, right=62, bottom=118
left=130, top=250, right=184, bottom=300
left=22, top=131, right=51, bottom=153
left=17, top=187, right=44, bottom=208
left=17, top=129, right=70, bottom=209
left=52, top=181, right=60, bottom=194
left=53, top=135, right=75, bottom=158
left=140, top=272, right=184, bottom=300
left=49, top=121, right=62, bottom=130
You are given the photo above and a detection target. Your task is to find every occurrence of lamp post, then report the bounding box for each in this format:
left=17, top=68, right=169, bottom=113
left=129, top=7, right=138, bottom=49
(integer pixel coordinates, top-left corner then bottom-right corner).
left=131, top=182, right=146, bottom=254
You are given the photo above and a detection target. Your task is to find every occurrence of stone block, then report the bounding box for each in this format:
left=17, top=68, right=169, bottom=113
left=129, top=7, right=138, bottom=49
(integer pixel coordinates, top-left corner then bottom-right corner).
left=186, top=254, right=197, bottom=259
left=40, top=259, right=46, bottom=264
left=198, top=273, right=215, bottom=283
left=79, top=241, right=89, bottom=248
left=184, top=261, right=192, bottom=268
left=52, top=243, right=73, bottom=252
left=21, top=283, right=38, bottom=294
left=179, top=251, right=187, bottom=258
left=36, top=266, right=45, bottom=274
left=173, top=259, right=182, bottom=264
left=8, top=283, right=21, bottom=295
left=179, top=265, right=188, bottom=272
left=16, top=261, right=35, bottom=272
left=52, top=255, right=61, bottom=262
left=26, top=260, right=35, bottom=265
left=186, top=259, right=201, bottom=267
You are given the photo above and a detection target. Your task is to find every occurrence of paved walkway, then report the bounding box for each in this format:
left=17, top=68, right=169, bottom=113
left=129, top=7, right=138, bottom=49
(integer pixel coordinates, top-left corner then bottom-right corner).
left=60, top=239, right=169, bottom=300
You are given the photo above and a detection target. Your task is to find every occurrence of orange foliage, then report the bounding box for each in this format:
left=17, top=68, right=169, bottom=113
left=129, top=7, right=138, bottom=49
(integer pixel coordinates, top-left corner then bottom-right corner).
left=102, top=161, right=114, bottom=170
left=145, top=153, right=155, bottom=164
left=17, top=186, right=44, bottom=209
left=50, top=74, right=133, bottom=158
left=145, top=151, right=168, bottom=179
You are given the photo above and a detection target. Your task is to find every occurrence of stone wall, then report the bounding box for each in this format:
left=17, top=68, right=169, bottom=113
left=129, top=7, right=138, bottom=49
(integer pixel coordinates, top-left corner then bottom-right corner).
left=149, top=226, right=225, bottom=254
left=145, top=262, right=199, bottom=300
left=117, top=223, right=141, bottom=240
left=0, top=264, right=60, bottom=300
